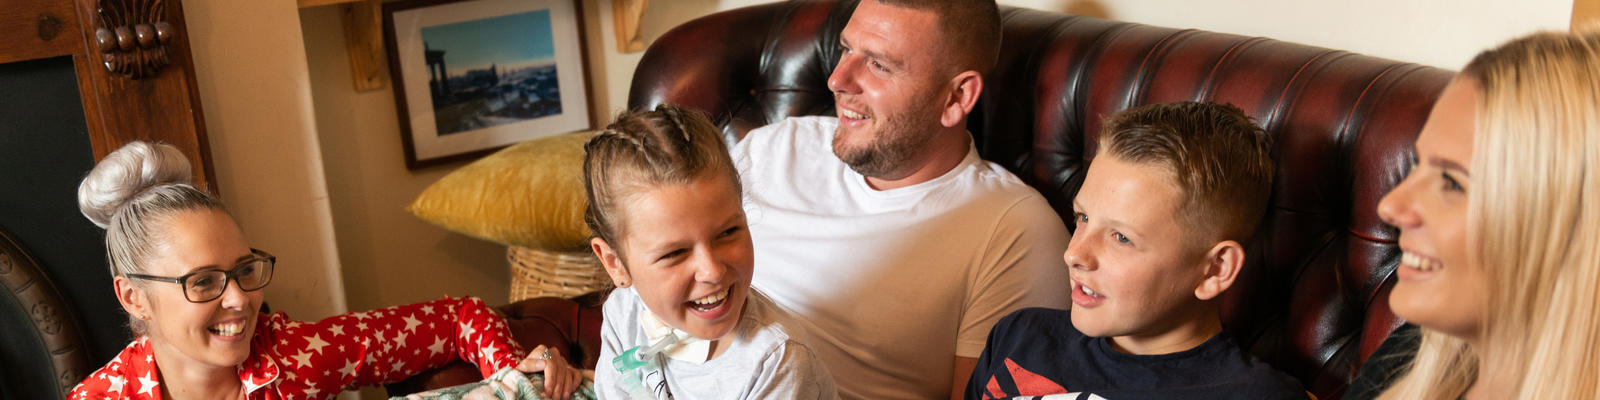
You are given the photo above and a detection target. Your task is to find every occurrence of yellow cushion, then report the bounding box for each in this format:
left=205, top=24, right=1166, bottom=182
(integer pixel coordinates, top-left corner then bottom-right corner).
left=408, top=131, right=597, bottom=250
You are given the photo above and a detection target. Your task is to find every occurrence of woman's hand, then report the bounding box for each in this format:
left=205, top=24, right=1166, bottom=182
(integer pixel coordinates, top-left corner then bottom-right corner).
left=517, top=345, right=586, bottom=400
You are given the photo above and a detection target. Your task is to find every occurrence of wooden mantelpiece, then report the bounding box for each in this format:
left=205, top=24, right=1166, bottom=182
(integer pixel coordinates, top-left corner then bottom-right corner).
left=0, top=0, right=214, bottom=190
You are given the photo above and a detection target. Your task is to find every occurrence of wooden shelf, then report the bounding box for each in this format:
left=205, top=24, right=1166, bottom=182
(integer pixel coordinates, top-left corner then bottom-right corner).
left=340, top=0, right=386, bottom=91
left=298, top=0, right=362, bottom=8
left=613, top=0, right=647, bottom=53
left=1577, top=0, right=1599, bottom=28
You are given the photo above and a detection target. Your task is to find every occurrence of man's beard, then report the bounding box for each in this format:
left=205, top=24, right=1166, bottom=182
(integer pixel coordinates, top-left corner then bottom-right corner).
left=832, top=104, right=938, bottom=179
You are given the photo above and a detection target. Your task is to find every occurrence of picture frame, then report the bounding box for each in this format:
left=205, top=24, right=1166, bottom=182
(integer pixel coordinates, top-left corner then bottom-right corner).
left=383, top=0, right=593, bottom=169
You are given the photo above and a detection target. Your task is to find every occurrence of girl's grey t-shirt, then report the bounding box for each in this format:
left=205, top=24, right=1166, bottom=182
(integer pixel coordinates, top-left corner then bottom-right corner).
left=594, top=287, right=838, bottom=400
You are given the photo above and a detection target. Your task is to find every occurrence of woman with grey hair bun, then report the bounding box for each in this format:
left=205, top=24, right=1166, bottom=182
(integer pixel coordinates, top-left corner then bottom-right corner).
left=70, top=141, right=567, bottom=399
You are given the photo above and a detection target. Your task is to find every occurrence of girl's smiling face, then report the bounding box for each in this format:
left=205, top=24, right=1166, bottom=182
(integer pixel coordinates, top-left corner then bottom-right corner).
left=593, top=172, right=754, bottom=340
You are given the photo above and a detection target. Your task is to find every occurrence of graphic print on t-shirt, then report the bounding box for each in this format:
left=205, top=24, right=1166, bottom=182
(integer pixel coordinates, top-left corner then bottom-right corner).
left=983, top=357, right=1087, bottom=399
left=986, top=358, right=1068, bottom=398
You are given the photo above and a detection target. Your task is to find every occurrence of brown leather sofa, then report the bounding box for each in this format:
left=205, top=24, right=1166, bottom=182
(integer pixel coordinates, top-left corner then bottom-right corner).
left=402, top=1, right=1451, bottom=398
left=625, top=1, right=1449, bottom=399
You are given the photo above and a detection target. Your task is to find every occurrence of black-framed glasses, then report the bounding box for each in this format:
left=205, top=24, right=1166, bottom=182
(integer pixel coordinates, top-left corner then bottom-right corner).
left=125, top=248, right=276, bottom=303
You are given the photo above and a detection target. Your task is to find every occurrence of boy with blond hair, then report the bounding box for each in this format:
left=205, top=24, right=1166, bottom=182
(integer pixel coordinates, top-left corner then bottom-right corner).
left=967, top=102, right=1306, bottom=399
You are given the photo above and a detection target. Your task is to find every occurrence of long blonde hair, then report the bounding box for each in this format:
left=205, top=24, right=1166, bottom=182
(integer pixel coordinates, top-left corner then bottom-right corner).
left=1379, top=28, right=1600, bottom=399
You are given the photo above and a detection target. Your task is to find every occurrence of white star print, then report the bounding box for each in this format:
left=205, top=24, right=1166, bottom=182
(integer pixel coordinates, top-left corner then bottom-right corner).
left=137, top=374, right=157, bottom=396
left=293, top=351, right=314, bottom=369
left=64, top=297, right=544, bottom=399
left=427, top=336, right=447, bottom=355
left=340, top=360, right=359, bottom=377
left=306, top=334, right=330, bottom=354
left=105, top=375, right=125, bottom=393
left=356, top=322, right=368, bottom=331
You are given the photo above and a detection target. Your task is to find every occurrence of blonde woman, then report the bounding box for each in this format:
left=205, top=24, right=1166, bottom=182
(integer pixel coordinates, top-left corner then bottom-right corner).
left=1367, top=29, right=1600, bottom=399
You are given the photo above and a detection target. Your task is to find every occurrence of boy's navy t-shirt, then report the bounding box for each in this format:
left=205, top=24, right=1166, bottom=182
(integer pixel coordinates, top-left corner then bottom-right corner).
left=967, top=308, right=1308, bottom=400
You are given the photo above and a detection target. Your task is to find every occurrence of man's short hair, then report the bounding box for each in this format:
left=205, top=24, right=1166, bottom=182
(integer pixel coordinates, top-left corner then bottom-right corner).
left=1097, top=101, right=1275, bottom=243
left=874, top=0, right=1001, bottom=75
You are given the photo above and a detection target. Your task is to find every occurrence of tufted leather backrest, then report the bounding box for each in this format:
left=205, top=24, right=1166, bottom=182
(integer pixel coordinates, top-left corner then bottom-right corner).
left=628, top=1, right=1452, bottom=398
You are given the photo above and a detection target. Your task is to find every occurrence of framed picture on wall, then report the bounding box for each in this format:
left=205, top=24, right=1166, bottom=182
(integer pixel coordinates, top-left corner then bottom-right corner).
left=383, top=0, right=592, bottom=169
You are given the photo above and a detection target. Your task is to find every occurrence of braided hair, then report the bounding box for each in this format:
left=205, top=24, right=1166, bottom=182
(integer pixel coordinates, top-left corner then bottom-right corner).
left=582, top=104, right=740, bottom=247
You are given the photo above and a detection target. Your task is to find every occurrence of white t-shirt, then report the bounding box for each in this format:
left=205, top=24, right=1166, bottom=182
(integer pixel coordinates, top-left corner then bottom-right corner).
left=595, top=287, right=838, bottom=400
left=732, top=116, right=1072, bottom=400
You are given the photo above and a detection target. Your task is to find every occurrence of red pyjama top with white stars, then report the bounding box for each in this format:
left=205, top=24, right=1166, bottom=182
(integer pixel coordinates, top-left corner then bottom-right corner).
left=69, top=296, right=526, bottom=400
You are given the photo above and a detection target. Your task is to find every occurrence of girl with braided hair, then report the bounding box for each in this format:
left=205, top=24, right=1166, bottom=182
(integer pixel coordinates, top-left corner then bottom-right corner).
left=582, top=104, right=837, bottom=399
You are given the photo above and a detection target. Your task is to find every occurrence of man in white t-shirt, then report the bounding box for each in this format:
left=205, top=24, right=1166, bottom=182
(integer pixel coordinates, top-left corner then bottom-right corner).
left=730, top=1, right=1071, bottom=399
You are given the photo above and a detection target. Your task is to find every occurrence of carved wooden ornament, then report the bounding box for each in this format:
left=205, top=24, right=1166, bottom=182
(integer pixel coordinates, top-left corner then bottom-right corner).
left=0, top=231, right=90, bottom=395
left=94, top=0, right=173, bottom=79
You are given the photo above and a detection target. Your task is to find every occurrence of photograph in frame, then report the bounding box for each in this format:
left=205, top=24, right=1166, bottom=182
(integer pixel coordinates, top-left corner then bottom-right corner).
left=384, top=0, right=592, bottom=169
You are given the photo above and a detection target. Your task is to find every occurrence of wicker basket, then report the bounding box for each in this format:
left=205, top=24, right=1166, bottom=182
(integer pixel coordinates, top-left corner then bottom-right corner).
left=507, top=245, right=612, bottom=302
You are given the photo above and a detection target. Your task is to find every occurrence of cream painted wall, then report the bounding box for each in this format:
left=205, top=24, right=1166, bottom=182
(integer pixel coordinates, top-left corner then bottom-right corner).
left=299, top=6, right=510, bottom=312
left=181, top=0, right=348, bottom=321
left=1002, top=0, right=1572, bottom=69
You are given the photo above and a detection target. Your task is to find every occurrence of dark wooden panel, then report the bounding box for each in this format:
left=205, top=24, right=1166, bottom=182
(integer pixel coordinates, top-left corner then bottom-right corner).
left=0, top=0, right=81, bottom=65
left=0, top=56, right=128, bottom=372
left=71, top=0, right=216, bottom=190
left=0, top=0, right=216, bottom=388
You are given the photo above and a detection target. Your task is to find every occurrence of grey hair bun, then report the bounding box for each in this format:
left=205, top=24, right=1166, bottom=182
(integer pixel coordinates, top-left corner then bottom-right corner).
left=77, top=141, right=194, bottom=228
